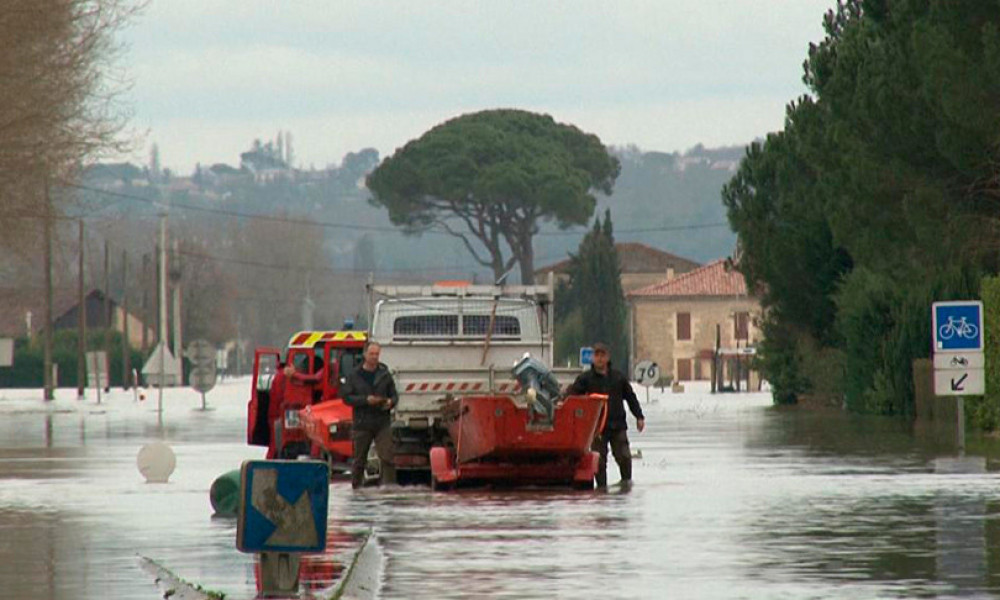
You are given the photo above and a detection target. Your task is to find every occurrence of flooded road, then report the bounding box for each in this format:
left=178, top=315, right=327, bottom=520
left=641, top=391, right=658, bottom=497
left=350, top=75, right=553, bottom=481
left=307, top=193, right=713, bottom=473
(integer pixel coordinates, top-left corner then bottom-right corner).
left=1, top=380, right=999, bottom=598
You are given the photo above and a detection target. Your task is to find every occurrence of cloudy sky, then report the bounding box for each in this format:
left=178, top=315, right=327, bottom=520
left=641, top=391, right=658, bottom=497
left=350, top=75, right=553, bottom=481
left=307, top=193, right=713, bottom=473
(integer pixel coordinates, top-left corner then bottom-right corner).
left=118, top=1, right=837, bottom=174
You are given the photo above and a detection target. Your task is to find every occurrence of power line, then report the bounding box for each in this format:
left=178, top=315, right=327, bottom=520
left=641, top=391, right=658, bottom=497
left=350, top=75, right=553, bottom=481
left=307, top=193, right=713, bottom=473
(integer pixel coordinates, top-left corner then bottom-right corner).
left=177, top=247, right=546, bottom=274
left=59, top=180, right=731, bottom=236
left=59, top=180, right=431, bottom=234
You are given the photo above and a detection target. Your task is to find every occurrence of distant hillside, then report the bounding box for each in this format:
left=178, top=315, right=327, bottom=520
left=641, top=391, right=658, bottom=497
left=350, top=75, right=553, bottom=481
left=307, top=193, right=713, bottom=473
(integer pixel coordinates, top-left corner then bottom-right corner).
left=534, top=144, right=745, bottom=269
left=78, top=141, right=746, bottom=282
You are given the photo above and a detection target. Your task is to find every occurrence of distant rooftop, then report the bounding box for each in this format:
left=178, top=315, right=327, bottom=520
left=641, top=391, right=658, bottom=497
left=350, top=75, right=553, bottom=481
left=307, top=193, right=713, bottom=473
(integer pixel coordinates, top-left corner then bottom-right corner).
left=535, top=242, right=700, bottom=275
left=628, top=259, right=749, bottom=298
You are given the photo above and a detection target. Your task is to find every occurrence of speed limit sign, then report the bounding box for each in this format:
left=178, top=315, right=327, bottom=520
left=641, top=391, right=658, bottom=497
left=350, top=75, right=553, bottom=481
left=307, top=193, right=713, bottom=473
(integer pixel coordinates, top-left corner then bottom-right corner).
left=633, top=360, right=659, bottom=386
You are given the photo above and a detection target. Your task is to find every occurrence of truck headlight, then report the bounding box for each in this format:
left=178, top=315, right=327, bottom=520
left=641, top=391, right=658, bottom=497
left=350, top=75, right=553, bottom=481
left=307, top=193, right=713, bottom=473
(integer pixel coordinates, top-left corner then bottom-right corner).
left=328, top=423, right=340, bottom=435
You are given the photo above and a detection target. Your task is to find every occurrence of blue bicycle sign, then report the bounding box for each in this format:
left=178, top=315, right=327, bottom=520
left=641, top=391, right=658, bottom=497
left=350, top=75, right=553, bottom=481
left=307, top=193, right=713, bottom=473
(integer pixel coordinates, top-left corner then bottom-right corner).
left=932, top=301, right=983, bottom=352
left=938, top=316, right=978, bottom=341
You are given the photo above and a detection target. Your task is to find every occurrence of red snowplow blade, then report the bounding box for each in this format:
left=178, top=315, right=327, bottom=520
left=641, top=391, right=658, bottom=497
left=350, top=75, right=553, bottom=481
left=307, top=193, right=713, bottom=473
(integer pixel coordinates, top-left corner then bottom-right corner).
left=300, top=399, right=354, bottom=467
left=431, top=393, right=607, bottom=488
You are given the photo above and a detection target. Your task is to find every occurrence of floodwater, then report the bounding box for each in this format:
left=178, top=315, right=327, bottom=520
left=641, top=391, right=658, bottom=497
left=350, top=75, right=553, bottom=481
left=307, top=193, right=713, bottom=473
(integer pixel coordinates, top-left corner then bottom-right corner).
left=2, top=380, right=1000, bottom=599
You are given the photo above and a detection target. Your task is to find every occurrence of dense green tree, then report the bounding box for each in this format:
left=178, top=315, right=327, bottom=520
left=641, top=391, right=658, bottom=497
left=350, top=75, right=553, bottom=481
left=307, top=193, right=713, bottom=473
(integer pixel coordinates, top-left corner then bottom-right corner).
left=563, top=210, right=628, bottom=367
left=366, top=109, right=620, bottom=284
left=725, top=0, right=1000, bottom=414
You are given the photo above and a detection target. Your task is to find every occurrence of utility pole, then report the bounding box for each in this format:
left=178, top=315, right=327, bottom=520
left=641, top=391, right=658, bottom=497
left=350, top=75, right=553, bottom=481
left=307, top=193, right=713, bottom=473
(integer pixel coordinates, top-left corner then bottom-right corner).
left=103, top=240, right=111, bottom=391
left=42, top=183, right=54, bottom=401
left=171, top=239, right=182, bottom=384
left=77, top=220, right=86, bottom=399
left=141, top=253, right=150, bottom=354
left=121, top=249, right=130, bottom=390
left=158, top=211, right=167, bottom=420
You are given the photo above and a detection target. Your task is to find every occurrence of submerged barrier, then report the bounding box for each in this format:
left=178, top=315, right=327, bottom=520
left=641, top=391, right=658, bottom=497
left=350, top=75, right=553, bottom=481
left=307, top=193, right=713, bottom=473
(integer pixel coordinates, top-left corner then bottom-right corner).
left=209, top=469, right=242, bottom=516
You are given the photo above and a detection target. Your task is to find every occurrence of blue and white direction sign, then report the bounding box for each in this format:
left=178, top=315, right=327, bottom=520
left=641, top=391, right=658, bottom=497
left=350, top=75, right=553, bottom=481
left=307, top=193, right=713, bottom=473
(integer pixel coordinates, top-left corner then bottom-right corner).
left=932, top=301, right=983, bottom=352
left=932, top=300, right=985, bottom=397
left=580, top=346, right=594, bottom=367
left=237, top=460, right=329, bottom=554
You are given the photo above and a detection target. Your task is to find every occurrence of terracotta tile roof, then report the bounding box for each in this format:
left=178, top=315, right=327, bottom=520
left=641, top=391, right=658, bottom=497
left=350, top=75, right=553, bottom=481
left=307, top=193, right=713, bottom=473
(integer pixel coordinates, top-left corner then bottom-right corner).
left=535, top=242, right=700, bottom=275
left=628, top=259, right=749, bottom=298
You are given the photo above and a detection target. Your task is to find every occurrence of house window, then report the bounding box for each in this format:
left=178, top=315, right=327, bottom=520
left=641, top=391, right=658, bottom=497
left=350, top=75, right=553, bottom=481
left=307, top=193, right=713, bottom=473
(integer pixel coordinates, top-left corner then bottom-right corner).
left=677, top=358, right=692, bottom=381
left=735, top=312, right=749, bottom=340
left=676, top=312, right=691, bottom=341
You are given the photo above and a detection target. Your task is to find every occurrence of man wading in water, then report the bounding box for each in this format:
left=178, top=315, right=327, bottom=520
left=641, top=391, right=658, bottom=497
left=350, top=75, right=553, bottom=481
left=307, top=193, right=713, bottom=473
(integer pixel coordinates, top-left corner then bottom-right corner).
left=341, top=341, right=398, bottom=488
left=568, top=342, right=645, bottom=489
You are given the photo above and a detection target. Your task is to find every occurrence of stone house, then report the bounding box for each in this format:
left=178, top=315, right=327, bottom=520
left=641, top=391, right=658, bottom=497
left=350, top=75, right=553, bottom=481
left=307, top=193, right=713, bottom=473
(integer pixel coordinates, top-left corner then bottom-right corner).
left=627, top=259, right=762, bottom=384
left=534, top=242, right=701, bottom=293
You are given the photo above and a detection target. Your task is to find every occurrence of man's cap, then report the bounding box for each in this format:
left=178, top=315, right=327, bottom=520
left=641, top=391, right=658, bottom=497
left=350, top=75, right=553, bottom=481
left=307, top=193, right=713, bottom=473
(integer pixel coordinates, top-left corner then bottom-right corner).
left=592, top=342, right=610, bottom=354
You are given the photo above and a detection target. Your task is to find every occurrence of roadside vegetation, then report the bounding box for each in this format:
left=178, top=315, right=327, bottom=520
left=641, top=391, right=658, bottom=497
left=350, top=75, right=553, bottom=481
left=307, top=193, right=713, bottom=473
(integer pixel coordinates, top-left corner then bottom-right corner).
left=723, top=0, right=1000, bottom=426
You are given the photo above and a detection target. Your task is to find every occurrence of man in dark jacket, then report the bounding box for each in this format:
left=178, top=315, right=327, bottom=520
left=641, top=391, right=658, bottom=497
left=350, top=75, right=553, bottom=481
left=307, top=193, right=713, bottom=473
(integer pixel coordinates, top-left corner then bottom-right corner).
left=341, top=341, right=398, bottom=489
left=567, top=342, right=645, bottom=488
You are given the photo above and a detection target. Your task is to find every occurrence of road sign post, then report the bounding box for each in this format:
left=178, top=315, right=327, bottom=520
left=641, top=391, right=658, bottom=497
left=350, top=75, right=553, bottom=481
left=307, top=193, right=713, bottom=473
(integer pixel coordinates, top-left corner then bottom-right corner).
left=237, top=460, right=330, bottom=596
left=931, top=300, right=985, bottom=451
left=186, top=339, right=217, bottom=409
left=633, top=360, right=660, bottom=403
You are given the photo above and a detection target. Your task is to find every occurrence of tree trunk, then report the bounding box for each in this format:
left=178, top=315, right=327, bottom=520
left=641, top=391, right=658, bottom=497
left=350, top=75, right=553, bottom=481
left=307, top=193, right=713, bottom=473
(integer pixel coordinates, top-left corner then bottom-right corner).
left=510, top=224, right=535, bottom=285
left=517, top=239, right=534, bottom=285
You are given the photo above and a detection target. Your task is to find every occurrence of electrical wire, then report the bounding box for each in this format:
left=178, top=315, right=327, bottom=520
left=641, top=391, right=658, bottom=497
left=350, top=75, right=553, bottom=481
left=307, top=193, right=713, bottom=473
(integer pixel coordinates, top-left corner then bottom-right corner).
left=57, top=180, right=731, bottom=236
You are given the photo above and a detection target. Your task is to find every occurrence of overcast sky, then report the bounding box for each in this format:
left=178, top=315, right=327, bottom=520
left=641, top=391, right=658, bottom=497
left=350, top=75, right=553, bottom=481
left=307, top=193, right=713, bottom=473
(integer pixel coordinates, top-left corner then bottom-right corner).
left=118, top=1, right=837, bottom=174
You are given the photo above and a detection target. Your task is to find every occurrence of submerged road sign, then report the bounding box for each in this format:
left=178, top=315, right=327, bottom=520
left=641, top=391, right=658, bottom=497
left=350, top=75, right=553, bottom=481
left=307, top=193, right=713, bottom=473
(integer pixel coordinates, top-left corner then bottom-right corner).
left=237, top=460, right=329, bottom=554
left=633, top=360, right=660, bottom=386
left=934, top=369, right=986, bottom=396
left=932, top=300, right=986, bottom=397
left=932, top=301, right=983, bottom=352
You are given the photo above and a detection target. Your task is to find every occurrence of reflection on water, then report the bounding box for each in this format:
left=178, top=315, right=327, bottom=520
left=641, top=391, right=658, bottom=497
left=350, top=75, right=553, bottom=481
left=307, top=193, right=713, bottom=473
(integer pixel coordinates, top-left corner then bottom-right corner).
left=3, top=385, right=1000, bottom=599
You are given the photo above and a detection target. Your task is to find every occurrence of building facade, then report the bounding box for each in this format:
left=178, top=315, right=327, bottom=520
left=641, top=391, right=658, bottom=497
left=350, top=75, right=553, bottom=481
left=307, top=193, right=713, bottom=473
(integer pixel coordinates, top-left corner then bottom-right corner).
left=534, top=242, right=701, bottom=293
left=628, top=260, right=761, bottom=384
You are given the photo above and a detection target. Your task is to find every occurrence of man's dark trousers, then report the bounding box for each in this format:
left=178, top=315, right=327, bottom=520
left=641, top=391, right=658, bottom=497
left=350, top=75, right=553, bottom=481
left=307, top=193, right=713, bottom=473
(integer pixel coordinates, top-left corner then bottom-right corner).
left=351, top=424, right=394, bottom=489
left=592, top=429, right=631, bottom=488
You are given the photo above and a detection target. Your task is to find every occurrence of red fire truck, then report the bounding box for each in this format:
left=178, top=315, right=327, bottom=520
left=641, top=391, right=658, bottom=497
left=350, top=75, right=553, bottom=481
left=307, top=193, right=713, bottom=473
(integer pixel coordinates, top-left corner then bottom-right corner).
left=247, top=330, right=366, bottom=468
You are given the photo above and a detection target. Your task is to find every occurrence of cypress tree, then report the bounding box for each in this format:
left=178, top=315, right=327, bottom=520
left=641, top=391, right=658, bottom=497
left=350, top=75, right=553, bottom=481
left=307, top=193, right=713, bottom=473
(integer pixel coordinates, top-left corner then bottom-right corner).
left=569, top=210, right=628, bottom=368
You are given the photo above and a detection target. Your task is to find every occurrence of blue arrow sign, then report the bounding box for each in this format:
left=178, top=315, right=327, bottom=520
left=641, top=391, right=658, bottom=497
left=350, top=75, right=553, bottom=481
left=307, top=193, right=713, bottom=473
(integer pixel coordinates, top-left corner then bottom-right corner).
left=580, top=346, right=594, bottom=367
left=237, top=460, right=329, bottom=554
left=932, top=301, right=983, bottom=352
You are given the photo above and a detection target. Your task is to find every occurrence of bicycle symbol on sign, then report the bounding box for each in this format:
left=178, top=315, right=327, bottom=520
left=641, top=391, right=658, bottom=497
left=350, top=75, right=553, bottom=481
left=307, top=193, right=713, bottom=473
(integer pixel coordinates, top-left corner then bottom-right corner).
left=938, top=316, right=979, bottom=340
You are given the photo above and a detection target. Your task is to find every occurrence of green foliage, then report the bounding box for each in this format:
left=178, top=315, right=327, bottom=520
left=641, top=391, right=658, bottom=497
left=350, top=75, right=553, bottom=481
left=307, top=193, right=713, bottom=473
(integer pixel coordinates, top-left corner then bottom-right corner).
left=725, top=0, right=1000, bottom=415
left=722, top=101, right=852, bottom=345
left=367, top=109, right=620, bottom=283
left=754, top=315, right=810, bottom=405
left=974, top=275, right=1000, bottom=432
left=834, top=266, right=980, bottom=416
left=554, top=308, right=584, bottom=367
left=558, top=210, right=628, bottom=367
left=0, top=330, right=144, bottom=388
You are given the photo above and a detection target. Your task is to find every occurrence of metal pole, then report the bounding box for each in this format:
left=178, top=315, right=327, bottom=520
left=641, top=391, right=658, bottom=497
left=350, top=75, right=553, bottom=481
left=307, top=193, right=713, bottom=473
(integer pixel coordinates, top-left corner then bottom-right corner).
left=958, top=397, right=966, bottom=453
left=42, top=187, right=54, bottom=401
left=104, top=239, right=111, bottom=392
left=172, top=239, right=182, bottom=384
left=141, top=253, right=149, bottom=354
left=158, top=212, right=167, bottom=420
left=77, top=220, right=86, bottom=399
left=122, top=249, right=130, bottom=390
